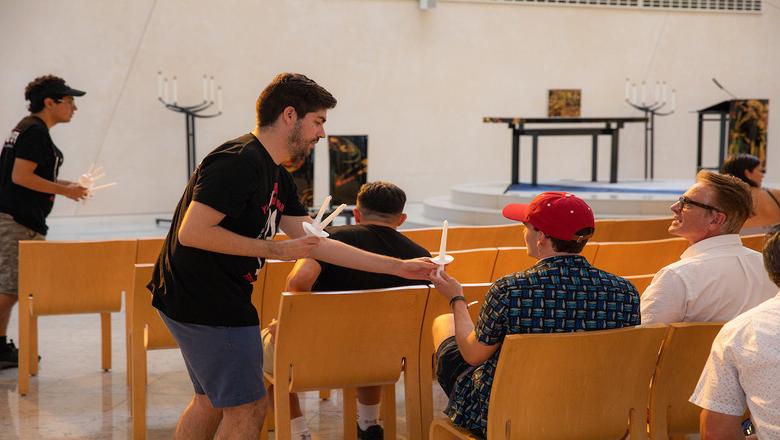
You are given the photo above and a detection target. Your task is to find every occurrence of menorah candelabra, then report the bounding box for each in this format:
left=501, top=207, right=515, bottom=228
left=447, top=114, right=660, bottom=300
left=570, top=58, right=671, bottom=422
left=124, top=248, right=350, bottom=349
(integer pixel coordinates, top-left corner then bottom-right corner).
left=625, top=79, right=676, bottom=180
left=157, top=71, right=223, bottom=179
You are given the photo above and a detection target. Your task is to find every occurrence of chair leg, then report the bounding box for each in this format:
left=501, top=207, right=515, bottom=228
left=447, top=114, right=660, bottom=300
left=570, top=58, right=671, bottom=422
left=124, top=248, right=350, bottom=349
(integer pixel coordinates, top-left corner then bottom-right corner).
left=274, top=380, right=293, bottom=440
left=101, top=312, right=111, bottom=371
left=18, top=294, right=31, bottom=396
left=125, top=291, right=132, bottom=386
left=420, top=353, right=435, bottom=440
left=381, top=383, right=396, bottom=440
left=404, top=358, right=424, bottom=440
left=319, top=389, right=331, bottom=400
left=131, top=326, right=148, bottom=440
left=29, top=314, right=38, bottom=376
left=343, top=388, right=358, bottom=440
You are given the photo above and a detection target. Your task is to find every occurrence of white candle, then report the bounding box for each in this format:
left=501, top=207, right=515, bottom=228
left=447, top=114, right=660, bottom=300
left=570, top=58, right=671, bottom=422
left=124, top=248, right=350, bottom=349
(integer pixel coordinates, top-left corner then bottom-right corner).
left=209, top=76, right=215, bottom=102
left=217, top=86, right=223, bottom=113
left=631, top=83, right=637, bottom=104
left=654, top=81, right=660, bottom=104
left=662, top=81, right=668, bottom=103
left=671, top=89, right=677, bottom=112
left=202, top=75, right=208, bottom=102
left=163, top=78, right=169, bottom=104
left=320, top=204, right=346, bottom=229
left=314, top=195, right=331, bottom=224
left=439, top=220, right=449, bottom=258
left=624, top=78, right=630, bottom=101
left=641, top=81, right=647, bottom=105
left=157, top=71, right=163, bottom=99
left=172, top=76, right=178, bottom=104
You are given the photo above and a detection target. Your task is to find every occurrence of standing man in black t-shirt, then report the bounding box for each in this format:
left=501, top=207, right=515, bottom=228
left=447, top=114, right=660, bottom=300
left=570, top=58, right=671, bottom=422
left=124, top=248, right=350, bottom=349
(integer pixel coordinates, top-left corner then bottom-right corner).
left=0, top=75, right=90, bottom=369
left=262, top=181, right=431, bottom=440
left=148, top=73, right=434, bottom=439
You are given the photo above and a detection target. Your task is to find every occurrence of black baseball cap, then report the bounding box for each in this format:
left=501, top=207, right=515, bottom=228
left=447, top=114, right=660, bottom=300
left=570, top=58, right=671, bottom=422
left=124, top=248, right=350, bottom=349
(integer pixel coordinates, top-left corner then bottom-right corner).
left=30, top=82, right=86, bottom=101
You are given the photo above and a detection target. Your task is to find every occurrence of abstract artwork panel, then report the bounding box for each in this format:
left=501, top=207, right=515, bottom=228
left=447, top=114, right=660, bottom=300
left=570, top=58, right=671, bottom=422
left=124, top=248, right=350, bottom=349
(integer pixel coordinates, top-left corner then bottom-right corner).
left=548, top=89, right=582, bottom=117
left=328, top=135, right=368, bottom=206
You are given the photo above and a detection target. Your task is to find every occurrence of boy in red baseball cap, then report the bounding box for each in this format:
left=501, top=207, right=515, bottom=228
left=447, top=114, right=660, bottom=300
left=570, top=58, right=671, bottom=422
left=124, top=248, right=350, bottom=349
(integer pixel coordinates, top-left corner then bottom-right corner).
left=429, top=192, right=639, bottom=437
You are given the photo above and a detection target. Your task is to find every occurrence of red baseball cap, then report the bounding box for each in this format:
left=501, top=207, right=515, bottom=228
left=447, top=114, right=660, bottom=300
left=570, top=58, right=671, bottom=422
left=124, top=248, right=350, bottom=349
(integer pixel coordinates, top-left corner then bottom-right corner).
left=502, top=192, right=595, bottom=241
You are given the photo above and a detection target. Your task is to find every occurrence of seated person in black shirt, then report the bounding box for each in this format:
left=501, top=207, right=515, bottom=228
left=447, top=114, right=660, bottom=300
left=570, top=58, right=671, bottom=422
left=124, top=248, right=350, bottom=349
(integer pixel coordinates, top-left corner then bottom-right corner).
left=263, top=181, right=431, bottom=440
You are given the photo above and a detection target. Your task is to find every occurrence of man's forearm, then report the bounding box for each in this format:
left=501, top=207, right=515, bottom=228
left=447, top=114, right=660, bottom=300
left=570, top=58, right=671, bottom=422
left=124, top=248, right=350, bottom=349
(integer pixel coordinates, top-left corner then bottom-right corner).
left=311, top=238, right=402, bottom=277
left=14, top=173, right=71, bottom=196
left=452, top=301, right=476, bottom=348
left=178, top=224, right=279, bottom=258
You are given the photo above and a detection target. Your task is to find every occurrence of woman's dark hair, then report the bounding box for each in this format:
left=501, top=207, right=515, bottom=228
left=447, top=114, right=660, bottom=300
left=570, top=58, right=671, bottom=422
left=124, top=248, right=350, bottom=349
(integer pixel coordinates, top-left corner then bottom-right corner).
left=721, top=154, right=762, bottom=187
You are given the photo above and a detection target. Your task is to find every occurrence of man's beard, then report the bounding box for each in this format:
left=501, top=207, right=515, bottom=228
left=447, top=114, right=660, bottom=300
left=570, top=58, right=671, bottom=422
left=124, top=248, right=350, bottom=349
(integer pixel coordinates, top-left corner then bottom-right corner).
left=287, top=121, right=311, bottom=163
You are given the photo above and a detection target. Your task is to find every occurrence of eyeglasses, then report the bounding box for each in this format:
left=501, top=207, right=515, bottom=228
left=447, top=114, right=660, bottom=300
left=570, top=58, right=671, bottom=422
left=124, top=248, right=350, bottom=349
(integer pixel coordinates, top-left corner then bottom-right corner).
left=676, top=196, right=722, bottom=213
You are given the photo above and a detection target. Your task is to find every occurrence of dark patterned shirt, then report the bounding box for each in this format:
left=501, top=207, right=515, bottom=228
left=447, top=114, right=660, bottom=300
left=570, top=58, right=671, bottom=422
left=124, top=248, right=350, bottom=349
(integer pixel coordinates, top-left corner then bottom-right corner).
left=445, top=255, right=641, bottom=436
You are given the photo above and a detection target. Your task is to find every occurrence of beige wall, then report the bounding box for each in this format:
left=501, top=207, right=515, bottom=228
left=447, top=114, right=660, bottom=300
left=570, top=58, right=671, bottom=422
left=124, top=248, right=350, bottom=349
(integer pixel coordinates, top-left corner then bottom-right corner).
left=0, top=0, right=777, bottom=216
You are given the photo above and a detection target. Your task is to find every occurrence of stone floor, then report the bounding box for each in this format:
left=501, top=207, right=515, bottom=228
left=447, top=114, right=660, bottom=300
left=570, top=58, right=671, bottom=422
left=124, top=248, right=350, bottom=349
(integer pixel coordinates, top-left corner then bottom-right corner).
left=1, top=311, right=450, bottom=439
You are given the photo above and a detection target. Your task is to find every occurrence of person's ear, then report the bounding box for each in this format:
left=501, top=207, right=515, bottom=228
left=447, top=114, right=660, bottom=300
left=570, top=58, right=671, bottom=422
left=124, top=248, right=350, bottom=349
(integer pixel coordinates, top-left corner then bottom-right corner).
left=396, top=213, right=407, bottom=228
left=43, top=97, right=56, bottom=109
left=353, top=208, right=361, bottom=224
left=282, top=106, right=298, bottom=126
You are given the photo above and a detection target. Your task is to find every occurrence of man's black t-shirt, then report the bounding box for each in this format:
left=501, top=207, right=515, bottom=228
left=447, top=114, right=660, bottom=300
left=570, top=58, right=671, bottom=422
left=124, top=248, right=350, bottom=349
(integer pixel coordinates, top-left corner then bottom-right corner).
left=0, top=116, right=63, bottom=235
left=149, top=133, right=308, bottom=327
left=313, top=224, right=431, bottom=291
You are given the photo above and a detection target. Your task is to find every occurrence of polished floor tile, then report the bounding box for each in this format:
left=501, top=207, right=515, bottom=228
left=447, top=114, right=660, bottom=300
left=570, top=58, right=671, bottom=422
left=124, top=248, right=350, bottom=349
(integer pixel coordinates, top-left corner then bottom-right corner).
left=1, top=312, right=451, bottom=439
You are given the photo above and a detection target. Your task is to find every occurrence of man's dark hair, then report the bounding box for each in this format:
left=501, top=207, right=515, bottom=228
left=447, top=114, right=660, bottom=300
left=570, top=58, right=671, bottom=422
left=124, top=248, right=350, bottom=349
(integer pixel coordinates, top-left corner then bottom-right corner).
left=548, top=227, right=595, bottom=254
left=356, top=181, right=406, bottom=220
left=25, top=75, right=67, bottom=113
left=256, top=73, right=337, bottom=127
left=722, top=153, right=762, bottom=187
left=763, top=224, right=780, bottom=286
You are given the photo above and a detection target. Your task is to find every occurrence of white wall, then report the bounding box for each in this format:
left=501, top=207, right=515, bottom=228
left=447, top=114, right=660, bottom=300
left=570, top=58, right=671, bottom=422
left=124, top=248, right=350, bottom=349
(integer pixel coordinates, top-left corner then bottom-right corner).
left=1, top=0, right=777, bottom=216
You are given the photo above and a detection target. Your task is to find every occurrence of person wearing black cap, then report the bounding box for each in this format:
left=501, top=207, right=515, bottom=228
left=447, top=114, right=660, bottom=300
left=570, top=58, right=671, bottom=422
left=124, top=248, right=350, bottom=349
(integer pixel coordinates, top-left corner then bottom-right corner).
left=0, top=75, right=90, bottom=369
left=429, top=192, right=641, bottom=438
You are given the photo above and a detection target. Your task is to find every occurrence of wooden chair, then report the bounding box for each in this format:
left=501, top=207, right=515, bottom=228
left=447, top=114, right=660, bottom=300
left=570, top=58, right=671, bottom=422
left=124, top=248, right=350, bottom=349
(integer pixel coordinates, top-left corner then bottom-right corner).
left=270, top=286, right=430, bottom=440
left=623, top=273, right=655, bottom=295
left=402, top=227, right=443, bottom=253
left=741, top=233, right=765, bottom=252
left=429, top=325, right=668, bottom=440
left=420, top=283, right=491, bottom=440
left=447, top=224, right=525, bottom=250
left=490, top=243, right=598, bottom=281
left=17, top=239, right=137, bottom=396
left=258, top=259, right=296, bottom=328
left=129, top=264, right=179, bottom=439
left=432, top=248, right=498, bottom=283
left=592, top=217, right=675, bottom=242
left=126, top=237, right=165, bottom=384
left=648, top=322, right=725, bottom=440
left=591, top=237, right=688, bottom=277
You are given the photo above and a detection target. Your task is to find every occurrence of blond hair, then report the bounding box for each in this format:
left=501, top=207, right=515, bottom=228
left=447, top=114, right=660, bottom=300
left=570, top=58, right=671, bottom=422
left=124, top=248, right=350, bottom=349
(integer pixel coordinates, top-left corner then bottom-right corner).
left=696, top=170, right=753, bottom=233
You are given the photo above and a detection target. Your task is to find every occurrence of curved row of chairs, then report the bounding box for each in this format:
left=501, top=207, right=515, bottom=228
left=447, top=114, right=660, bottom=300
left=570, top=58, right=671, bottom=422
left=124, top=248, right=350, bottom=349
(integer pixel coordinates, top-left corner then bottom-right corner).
left=15, top=228, right=765, bottom=439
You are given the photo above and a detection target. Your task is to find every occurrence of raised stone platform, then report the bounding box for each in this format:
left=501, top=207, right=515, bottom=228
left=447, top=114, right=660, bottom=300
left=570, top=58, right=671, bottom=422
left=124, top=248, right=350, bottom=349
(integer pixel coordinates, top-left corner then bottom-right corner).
left=419, top=179, right=696, bottom=225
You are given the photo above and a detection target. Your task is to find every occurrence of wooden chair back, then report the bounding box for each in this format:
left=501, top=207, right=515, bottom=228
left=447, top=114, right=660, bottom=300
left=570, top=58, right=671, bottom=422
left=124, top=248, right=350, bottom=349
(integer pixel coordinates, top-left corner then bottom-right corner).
left=135, top=237, right=165, bottom=263
left=484, top=325, right=667, bottom=440
left=648, top=322, right=724, bottom=440
left=18, top=239, right=137, bottom=315
left=433, top=248, right=498, bottom=283
left=741, top=233, right=765, bottom=252
left=259, top=260, right=296, bottom=327
left=592, top=217, right=675, bottom=242
left=490, top=243, right=598, bottom=281
left=591, top=237, right=688, bottom=277
left=273, top=286, right=430, bottom=439
left=623, top=273, right=655, bottom=295
left=447, top=223, right=525, bottom=250
left=401, top=227, right=443, bottom=252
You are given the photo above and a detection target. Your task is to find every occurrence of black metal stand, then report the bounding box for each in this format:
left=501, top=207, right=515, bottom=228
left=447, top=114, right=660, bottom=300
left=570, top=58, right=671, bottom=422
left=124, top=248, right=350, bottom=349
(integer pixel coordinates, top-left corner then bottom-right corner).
left=156, top=96, right=221, bottom=226
left=625, top=101, right=674, bottom=180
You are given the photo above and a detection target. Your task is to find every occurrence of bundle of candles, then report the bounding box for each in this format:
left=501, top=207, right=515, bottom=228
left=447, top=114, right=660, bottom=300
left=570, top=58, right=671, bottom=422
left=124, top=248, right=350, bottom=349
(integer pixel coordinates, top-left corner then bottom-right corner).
left=302, top=196, right=347, bottom=238
left=77, top=164, right=116, bottom=200
left=624, top=78, right=676, bottom=111
left=157, top=71, right=223, bottom=113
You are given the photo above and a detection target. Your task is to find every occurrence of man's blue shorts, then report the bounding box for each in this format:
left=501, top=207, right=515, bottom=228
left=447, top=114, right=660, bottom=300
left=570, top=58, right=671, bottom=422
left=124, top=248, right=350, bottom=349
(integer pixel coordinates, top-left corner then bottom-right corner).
left=159, top=311, right=266, bottom=408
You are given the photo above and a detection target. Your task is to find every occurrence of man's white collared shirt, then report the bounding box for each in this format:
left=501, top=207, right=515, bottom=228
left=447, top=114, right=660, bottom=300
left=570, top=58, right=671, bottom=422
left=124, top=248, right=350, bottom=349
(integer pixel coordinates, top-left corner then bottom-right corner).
left=690, top=292, right=780, bottom=438
left=641, top=234, right=776, bottom=324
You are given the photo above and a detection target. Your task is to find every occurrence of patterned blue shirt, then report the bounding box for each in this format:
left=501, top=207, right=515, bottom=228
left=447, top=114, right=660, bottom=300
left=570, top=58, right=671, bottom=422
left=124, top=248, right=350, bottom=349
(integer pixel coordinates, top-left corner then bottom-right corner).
left=444, top=255, right=641, bottom=436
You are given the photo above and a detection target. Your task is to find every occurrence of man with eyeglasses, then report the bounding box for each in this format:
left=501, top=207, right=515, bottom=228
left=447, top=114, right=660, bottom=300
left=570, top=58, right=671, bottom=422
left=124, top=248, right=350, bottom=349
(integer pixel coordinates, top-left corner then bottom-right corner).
left=0, top=75, right=90, bottom=369
left=641, top=170, right=776, bottom=324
